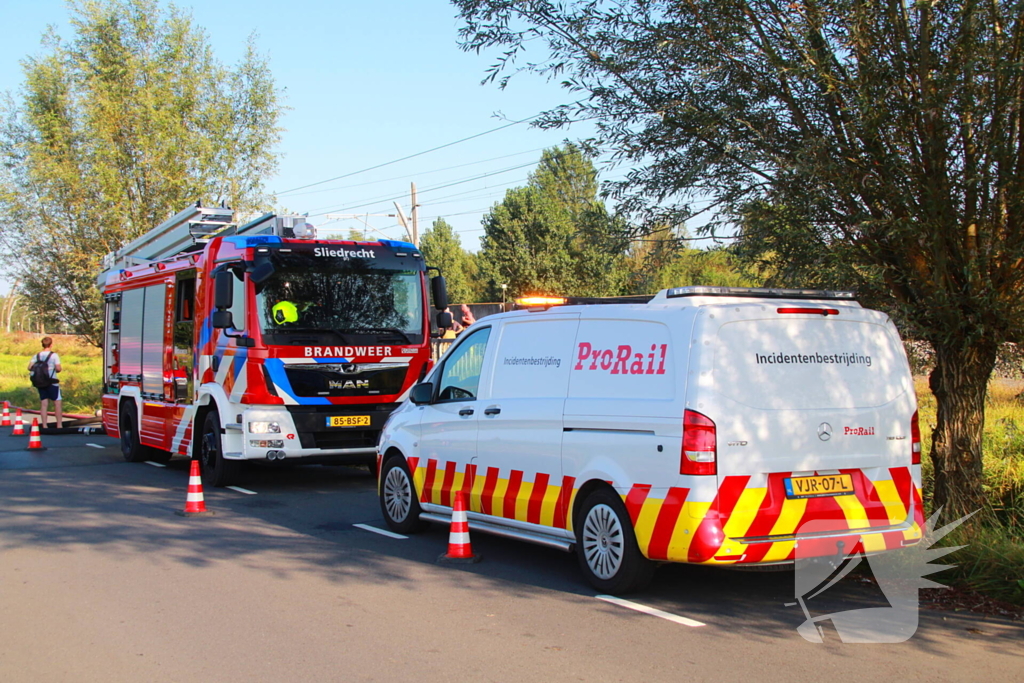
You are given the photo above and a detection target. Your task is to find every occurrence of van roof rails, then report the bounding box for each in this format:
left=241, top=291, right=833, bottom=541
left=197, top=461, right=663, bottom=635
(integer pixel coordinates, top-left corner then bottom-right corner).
left=663, top=286, right=857, bottom=300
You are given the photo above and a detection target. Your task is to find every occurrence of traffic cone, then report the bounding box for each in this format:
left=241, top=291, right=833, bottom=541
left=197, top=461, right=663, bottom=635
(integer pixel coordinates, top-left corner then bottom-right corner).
left=10, top=409, right=25, bottom=436
left=27, top=418, right=46, bottom=451
left=1, top=402, right=10, bottom=427
left=176, top=460, right=214, bottom=517
left=437, top=490, right=480, bottom=564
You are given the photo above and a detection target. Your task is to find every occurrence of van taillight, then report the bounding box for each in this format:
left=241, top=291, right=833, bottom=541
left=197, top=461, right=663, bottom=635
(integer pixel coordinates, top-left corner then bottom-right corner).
left=682, top=409, right=717, bottom=476
left=911, top=410, right=921, bottom=465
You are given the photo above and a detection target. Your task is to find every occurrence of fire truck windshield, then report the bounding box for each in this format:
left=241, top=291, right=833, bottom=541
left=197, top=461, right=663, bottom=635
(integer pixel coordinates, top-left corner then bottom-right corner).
left=254, top=256, right=423, bottom=346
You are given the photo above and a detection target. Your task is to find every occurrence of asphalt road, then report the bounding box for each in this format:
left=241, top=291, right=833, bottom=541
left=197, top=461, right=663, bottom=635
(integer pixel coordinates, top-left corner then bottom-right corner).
left=1, top=433, right=1021, bottom=682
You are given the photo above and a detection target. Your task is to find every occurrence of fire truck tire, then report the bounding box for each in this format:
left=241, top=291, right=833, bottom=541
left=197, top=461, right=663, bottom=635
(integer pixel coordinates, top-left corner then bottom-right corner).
left=576, top=488, right=656, bottom=595
left=199, top=410, right=241, bottom=487
left=379, top=455, right=426, bottom=534
left=119, top=402, right=152, bottom=463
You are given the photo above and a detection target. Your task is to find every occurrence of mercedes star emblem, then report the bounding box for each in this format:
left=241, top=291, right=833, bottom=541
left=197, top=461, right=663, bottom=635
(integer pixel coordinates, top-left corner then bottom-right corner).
left=818, top=422, right=833, bottom=441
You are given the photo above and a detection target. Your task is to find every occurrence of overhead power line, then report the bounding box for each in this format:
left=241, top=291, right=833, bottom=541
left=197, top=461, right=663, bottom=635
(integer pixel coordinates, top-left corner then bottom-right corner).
left=309, top=160, right=540, bottom=217
left=282, top=147, right=546, bottom=199
left=275, top=115, right=541, bottom=196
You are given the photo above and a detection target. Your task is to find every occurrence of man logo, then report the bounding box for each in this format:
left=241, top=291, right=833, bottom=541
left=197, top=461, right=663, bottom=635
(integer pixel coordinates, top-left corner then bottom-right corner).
left=329, top=379, right=369, bottom=390
left=818, top=422, right=833, bottom=441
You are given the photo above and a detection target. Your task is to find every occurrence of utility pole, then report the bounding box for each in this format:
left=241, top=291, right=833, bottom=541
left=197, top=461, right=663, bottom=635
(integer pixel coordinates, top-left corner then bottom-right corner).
left=410, top=182, right=419, bottom=248
left=392, top=202, right=412, bottom=244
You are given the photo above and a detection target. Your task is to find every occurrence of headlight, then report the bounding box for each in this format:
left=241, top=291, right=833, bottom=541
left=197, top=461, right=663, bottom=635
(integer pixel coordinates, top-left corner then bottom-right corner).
left=249, top=421, right=281, bottom=434
left=250, top=439, right=285, bottom=448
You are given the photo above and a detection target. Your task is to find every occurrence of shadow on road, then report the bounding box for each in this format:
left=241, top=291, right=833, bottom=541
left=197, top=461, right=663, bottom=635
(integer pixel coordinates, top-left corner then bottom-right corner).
left=1, top=442, right=1020, bottom=657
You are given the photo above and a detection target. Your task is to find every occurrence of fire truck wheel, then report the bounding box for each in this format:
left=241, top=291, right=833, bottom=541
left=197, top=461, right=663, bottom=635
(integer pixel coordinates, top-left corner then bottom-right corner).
left=576, top=488, right=656, bottom=595
left=379, top=456, right=426, bottom=534
left=199, top=410, right=241, bottom=487
left=119, top=402, right=151, bottom=463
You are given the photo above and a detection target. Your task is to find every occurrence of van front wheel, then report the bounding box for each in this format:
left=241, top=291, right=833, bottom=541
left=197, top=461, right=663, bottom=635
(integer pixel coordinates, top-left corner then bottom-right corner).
left=576, top=489, right=655, bottom=594
left=379, top=456, right=426, bottom=534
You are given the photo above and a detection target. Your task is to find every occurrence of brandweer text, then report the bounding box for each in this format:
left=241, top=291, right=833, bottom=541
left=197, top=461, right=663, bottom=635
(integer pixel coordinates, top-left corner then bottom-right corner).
left=304, top=346, right=390, bottom=357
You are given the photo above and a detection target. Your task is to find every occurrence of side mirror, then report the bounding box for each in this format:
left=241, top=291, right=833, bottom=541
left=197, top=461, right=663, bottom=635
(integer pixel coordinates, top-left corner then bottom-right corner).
left=409, top=382, right=433, bottom=405
left=250, top=260, right=275, bottom=285
left=212, top=310, right=234, bottom=329
left=436, top=310, right=452, bottom=330
left=214, top=269, right=234, bottom=310
left=430, top=275, right=449, bottom=311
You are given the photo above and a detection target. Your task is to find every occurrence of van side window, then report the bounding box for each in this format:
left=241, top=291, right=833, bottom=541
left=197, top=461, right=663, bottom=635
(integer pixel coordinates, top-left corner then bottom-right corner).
left=436, top=327, right=491, bottom=401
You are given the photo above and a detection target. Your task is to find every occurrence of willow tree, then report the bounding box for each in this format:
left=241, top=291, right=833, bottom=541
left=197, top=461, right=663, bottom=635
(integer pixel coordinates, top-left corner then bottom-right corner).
left=0, top=0, right=283, bottom=342
left=455, top=0, right=1024, bottom=517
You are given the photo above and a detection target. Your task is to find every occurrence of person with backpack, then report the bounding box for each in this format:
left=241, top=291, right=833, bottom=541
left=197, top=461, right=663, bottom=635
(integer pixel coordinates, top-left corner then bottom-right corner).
left=28, top=336, right=62, bottom=429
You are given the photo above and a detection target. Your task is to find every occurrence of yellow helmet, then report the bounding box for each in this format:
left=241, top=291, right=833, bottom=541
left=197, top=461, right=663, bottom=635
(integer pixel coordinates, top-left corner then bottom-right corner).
left=272, top=300, right=298, bottom=324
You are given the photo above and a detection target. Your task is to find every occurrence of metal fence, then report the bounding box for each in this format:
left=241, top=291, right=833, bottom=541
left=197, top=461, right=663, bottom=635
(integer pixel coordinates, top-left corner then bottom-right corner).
left=430, top=338, right=453, bottom=361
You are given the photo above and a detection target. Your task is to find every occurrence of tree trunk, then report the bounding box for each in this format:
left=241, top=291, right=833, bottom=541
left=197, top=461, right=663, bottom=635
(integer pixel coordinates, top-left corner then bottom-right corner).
left=927, top=340, right=997, bottom=521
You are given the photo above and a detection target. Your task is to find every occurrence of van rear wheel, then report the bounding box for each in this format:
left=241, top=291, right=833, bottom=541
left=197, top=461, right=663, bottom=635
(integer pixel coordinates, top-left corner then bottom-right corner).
left=576, top=489, right=655, bottom=594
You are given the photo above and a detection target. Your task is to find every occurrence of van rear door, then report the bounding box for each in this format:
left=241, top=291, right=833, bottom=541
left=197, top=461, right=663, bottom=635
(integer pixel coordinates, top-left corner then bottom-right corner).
left=689, top=302, right=917, bottom=543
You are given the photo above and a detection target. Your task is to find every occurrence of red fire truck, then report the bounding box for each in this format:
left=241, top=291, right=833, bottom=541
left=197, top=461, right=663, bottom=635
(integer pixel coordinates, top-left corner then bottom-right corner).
left=99, top=204, right=450, bottom=486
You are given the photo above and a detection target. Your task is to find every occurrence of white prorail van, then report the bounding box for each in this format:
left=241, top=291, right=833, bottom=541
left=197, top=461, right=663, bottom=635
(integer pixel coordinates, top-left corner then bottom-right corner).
left=377, top=287, right=924, bottom=593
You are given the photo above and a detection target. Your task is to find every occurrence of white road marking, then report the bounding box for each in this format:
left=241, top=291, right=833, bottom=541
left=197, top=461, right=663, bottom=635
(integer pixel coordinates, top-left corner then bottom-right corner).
left=226, top=486, right=257, bottom=495
left=595, top=595, right=705, bottom=628
left=144, top=461, right=167, bottom=468
left=86, top=443, right=105, bottom=449
left=353, top=523, right=408, bottom=540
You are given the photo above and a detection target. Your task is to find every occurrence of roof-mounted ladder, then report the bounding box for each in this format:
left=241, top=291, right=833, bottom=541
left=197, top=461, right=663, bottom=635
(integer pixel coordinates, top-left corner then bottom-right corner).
left=100, top=203, right=235, bottom=276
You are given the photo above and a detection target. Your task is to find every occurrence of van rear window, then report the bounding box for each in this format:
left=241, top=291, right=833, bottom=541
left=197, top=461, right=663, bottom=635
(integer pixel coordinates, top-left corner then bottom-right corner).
left=713, top=319, right=909, bottom=410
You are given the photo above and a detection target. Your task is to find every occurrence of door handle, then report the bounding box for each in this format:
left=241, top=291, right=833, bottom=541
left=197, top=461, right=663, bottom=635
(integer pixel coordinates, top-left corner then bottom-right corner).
left=484, top=407, right=501, bottom=416
left=459, top=408, right=474, bottom=416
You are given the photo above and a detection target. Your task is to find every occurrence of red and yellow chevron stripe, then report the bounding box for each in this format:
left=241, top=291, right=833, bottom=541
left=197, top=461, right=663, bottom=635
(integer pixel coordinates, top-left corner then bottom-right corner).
left=408, top=457, right=924, bottom=566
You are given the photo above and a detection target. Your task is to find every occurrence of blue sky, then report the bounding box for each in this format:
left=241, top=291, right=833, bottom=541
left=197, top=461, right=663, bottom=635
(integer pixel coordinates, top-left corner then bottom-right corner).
left=1, top=0, right=609, bottom=260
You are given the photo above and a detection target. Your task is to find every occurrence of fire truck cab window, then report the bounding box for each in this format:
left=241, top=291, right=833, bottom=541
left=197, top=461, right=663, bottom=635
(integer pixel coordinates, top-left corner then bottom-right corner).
left=176, top=276, right=196, bottom=322
left=255, top=251, right=423, bottom=346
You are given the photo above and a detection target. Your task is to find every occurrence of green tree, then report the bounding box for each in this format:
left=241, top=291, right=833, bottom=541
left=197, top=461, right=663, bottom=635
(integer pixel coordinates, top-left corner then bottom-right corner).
left=456, top=0, right=1024, bottom=518
left=419, top=218, right=480, bottom=303
left=624, top=226, right=761, bottom=295
left=478, top=144, right=628, bottom=299
left=0, top=0, right=283, bottom=343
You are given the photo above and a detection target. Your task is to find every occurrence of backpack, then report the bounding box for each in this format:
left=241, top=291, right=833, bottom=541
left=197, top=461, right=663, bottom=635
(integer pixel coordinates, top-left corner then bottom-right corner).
left=30, top=352, right=53, bottom=389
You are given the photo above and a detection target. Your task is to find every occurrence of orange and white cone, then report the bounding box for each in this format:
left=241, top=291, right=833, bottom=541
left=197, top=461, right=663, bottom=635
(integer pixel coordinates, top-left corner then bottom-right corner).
left=176, top=460, right=214, bottom=516
left=10, top=409, right=25, bottom=436
left=1, top=402, right=10, bottom=427
left=438, top=490, right=480, bottom=564
left=27, top=418, right=46, bottom=451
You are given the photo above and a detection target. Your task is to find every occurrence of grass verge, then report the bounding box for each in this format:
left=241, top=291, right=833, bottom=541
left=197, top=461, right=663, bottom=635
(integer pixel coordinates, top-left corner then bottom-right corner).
left=0, top=333, right=103, bottom=415
left=917, top=378, right=1024, bottom=606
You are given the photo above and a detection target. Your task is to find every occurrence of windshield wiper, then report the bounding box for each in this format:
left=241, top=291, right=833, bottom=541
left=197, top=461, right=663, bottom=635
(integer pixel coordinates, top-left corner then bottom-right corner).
left=269, top=328, right=353, bottom=343
left=339, top=327, right=413, bottom=344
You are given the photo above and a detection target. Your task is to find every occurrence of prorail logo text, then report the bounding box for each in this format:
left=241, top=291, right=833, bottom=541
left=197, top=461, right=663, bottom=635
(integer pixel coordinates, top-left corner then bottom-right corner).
left=844, top=426, right=875, bottom=436
left=574, top=342, right=668, bottom=375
